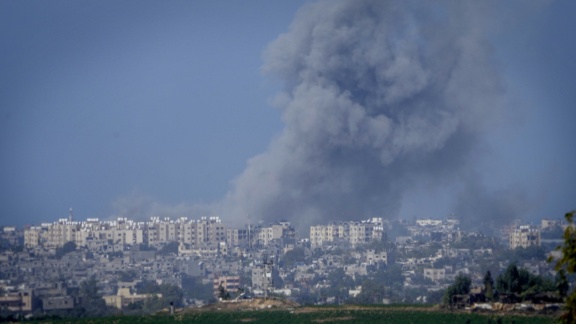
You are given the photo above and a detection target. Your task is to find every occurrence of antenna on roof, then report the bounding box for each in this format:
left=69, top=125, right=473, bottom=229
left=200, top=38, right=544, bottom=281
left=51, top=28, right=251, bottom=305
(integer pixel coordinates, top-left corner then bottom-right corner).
left=68, top=208, right=74, bottom=222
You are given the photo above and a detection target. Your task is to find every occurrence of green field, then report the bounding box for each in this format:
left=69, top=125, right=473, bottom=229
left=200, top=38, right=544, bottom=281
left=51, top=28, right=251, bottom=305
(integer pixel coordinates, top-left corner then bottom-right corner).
left=31, top=306, right=557, bottom=324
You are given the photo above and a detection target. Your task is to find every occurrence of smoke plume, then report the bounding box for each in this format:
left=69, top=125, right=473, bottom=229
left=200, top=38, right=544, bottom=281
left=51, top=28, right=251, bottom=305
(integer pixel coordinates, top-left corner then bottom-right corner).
left=220, top=0, right=513, bottom=230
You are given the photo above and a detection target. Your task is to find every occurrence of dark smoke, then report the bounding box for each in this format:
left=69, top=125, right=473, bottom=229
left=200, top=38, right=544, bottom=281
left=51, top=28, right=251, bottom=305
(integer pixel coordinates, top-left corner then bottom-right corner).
left=221, top=0, right=515, bottom=231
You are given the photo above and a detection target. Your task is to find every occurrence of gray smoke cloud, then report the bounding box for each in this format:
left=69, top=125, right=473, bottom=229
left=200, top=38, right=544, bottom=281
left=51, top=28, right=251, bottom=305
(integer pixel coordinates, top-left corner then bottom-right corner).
left=219, top=0, right=522, bottom=231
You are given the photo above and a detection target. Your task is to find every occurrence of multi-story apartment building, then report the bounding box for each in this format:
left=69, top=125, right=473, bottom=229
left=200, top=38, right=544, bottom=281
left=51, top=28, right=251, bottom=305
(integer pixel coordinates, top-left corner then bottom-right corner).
left=44, top=219, right=81, bottom=248
left=541, top=219, right=562, bottom=230
left=156, top=218, right=178, bottom=243
left=24, top=226, right=45, bottom=248
left=310, top=218, right=384, bottom=247
left=509, top=225, right=541, bottom=249
left=310, top=224, right=339, bottom=246
left=415, top=219, right=443, bottom=227
left=23, top=215, right=228, bottom=251
left=365, top=249, right=388, bottom=265
left=254, top=222, right=295, bottom=247
left=213, top=275, right=241, bottom=296
left=226, top=228, right=249, bottom=247
left=202, top=216, right=227, bottom=245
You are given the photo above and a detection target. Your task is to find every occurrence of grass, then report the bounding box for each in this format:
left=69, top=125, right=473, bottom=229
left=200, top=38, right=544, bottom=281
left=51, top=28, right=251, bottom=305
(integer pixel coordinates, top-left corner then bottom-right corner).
left=30, top=305, right=558, bottom=324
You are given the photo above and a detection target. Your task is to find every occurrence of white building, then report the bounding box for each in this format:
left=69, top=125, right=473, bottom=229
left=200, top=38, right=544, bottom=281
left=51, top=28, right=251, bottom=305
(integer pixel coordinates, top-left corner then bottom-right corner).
left=423, top=268, right=446, bottom=282
left=310, top=218, right=384, bottom=247
left=509, top=225, right=541, bottom=249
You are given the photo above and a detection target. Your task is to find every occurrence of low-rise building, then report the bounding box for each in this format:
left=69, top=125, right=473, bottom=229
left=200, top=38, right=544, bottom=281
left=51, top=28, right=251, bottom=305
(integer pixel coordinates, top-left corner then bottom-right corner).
left=213, top=275, right=241, bottom=296
left=365, top=250, right=387, bottom=265
left=41, top=296, right=75, bottom=311
left=103, top=288, right=162, bottom=310
left=0, top=290, right=34, bottom=312
left=423, top=268, right=446, bottom=282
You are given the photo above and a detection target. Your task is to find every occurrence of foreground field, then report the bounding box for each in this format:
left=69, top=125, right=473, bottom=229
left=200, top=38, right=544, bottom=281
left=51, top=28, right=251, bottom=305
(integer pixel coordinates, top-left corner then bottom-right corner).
left=33, top=305, right=557, bottom=324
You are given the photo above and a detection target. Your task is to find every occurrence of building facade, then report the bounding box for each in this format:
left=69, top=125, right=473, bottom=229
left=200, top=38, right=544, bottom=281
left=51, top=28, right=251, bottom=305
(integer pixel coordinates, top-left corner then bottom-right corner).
left=509, top=225, right=541, bottom=249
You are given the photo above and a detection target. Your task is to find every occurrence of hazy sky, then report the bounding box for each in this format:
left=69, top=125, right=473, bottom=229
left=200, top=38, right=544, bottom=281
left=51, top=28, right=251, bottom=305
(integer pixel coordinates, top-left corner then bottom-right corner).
left=1, top=0, right=575, bottom=227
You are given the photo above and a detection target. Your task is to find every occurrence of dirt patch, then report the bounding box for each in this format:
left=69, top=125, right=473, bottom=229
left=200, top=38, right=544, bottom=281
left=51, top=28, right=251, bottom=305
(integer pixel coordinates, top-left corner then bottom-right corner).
left=313, top=316, right=355, bottom=322
left=182, top=300, right=560, bottom=319
left=183, top=297, right=300, bottom=313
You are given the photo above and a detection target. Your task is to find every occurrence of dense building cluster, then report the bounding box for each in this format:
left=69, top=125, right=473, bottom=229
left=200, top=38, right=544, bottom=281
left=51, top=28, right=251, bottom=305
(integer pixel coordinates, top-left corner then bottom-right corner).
left=23, top=216, right=296, bottom=256
left=24, top=216, right=227, bottom=250
left=0, top=213, right=563, bottom=318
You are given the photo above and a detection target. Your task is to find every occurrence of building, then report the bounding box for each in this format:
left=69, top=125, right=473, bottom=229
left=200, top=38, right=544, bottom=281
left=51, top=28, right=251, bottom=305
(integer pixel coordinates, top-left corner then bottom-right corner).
left=310, top=218, right=384, bottom=247
left=254, top=222, right=295, bottom=247
left=423, top=268, right=446, bottom=282
left=213, top=275, right=241, bottom=296
left=103, top=288, right=162, bottom=310
left=226, top=228, right=248, bottom=247
left=509, top=225, right=541, bottom=249
left=416, top=219, right=443, bottom=227
left=24, top=226, right=44, bottom=248
left=541, top=219, right=562, bottom=230
left=23, top=215, right=228, bottom=251
left=0, top=290, right=33, bottom=313
left=41, top=296, right=75, bottom=311
left=251, top=264, right=276, bottom=293
left=365, top=249, right=388, bottom=265
left=45, top=220, right=81, bottom=248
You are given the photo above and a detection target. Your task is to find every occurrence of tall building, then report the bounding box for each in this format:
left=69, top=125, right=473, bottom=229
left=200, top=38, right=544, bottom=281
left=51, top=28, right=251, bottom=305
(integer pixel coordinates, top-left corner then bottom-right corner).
left=23, top=215, right=228, bottom=251
left=226, top=228, right=249, bottom=247
left=310, top=218, right=384, bottom=247
left=24, top=226, right=44, bottom=248
left=254, top=222, right=295, bottom=247
left=46, top=219, right=81, bottom=248
left=509, top=225, right=541, bottom=249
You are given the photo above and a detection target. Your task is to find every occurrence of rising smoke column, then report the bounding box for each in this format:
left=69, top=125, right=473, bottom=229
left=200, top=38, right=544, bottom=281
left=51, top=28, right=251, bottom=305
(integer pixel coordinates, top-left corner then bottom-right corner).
left=222, top=0, right=507, bottom=229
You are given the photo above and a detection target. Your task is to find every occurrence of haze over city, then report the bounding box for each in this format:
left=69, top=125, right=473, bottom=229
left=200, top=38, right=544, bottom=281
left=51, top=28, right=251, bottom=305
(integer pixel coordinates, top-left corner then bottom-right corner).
left=1, top=0, right=575, bottom=230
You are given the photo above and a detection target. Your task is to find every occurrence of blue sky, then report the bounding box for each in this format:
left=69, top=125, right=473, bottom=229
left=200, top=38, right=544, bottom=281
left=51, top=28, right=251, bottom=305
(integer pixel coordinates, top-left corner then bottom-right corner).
left=0, top=0, right=574, bottom=227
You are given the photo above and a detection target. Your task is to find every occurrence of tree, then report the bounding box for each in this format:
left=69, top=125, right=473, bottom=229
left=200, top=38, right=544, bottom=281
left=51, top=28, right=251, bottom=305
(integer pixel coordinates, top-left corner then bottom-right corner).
left=371, top=264, right=404, bottom=289
left=158, top=241, right=179, bottom=255
left=217, top=284, right=230, bottom=300
left=137, top=280, right=184, bottom=308
left=550, top=210, right=576, bottom=323
left=135, top=243, right=156, bottom=251
left=354, top=280, right=389, bottom=304
left=117, top=270, right=137, bottom=282
left=79, top=276, right=110, bottom=317
left=496, top=263, right=521, bottom=294
left=443, top=274, right=471, bottom=305
left=80, top=277, right=99, bottom=299
left=124, top=300, right=144, bottom=314
left=282, top=247, right=306, bottom=268
left=182, top=275, right=214, bottom=302
left=556, top=271, right=570, bottom=298
left=352, top=265, right=404, bottom=304
left=427, top=289, right=445, bottom=304
left=143, top=295, right=163, bottom=313
left=483, top=271, right=494, bottom=301
left=323, top=268, right=354, bottom=302
left=496, top=263, right=556, bottom=299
